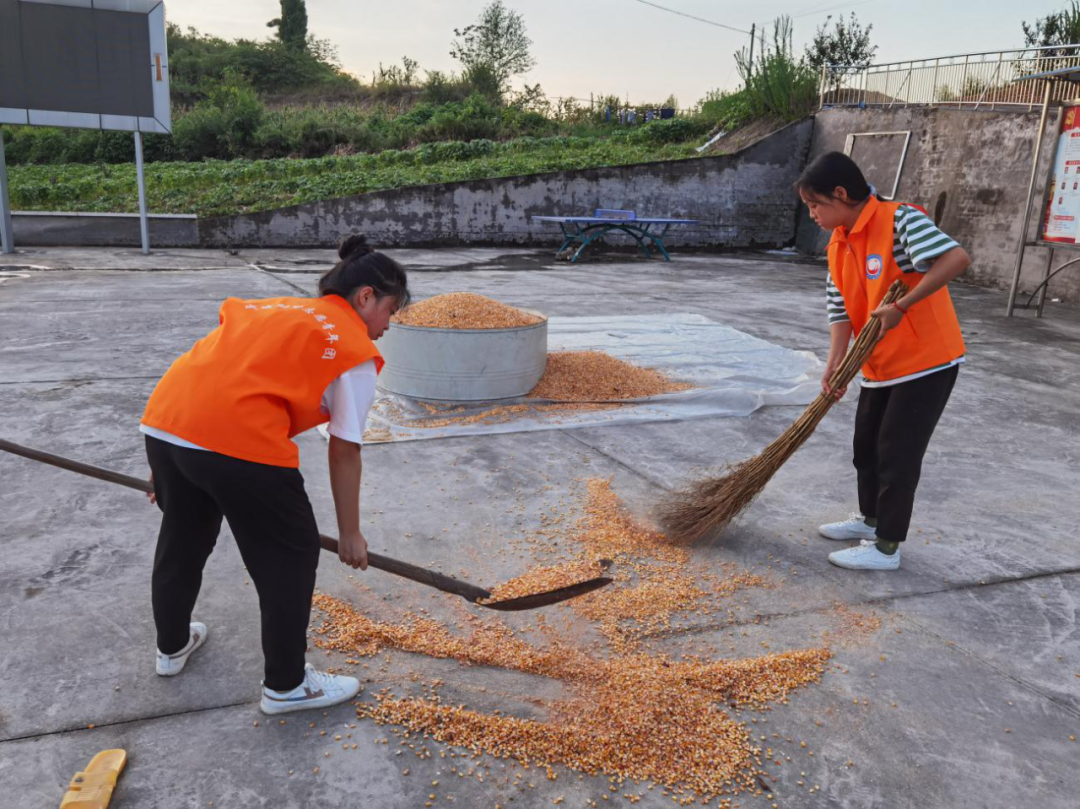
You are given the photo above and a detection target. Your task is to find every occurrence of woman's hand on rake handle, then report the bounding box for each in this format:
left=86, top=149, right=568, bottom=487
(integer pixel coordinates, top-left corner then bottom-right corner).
left=339, top=528, right=369, bottom=570
left=147, top=472, right=157, bottom=505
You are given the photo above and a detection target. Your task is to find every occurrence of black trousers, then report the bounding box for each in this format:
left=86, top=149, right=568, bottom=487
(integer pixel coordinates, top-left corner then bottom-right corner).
left=146, top=436, right=320, bottom=691
left=853, top=366, right=958, bottom=543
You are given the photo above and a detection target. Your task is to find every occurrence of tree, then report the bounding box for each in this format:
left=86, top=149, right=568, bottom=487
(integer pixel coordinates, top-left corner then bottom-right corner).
left=267, top=0, right=308, bottom=52
left=1023, top=2, right=1080, bottom=56
left=450, top=1, right=536, bottom=92
left=804, top=12, right=877, bottom=71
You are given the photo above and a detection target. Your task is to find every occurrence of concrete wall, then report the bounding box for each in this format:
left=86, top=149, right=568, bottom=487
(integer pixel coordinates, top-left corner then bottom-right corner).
left=11, top=211, right=198, bottom=248
left=198, top=119, right=814, bottom=251
left=797, top=106, right=1079, bottom=304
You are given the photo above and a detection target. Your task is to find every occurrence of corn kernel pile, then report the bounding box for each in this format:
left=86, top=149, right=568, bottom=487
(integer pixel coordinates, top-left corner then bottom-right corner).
left=392, top=292, right=544, bottom=329
left=478, top=558, right=608, bottom=604
left=314, top=594, right=831, bottom=799
left=529, top=351, right=692, bottom=402
left=314, top=478, right=837, bottom=801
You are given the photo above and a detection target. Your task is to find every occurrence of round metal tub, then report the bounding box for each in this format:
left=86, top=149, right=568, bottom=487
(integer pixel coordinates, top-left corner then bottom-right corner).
left=376, top=313, right=548, bottom=401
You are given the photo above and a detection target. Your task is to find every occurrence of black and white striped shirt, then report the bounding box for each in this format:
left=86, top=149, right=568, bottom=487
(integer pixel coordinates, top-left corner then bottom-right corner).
left=826, top=204, right=961, bottom=326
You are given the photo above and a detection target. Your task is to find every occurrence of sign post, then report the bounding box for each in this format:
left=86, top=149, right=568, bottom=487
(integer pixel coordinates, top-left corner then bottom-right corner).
left=134, top=131, right=149, bottom=255
left=0, top=132, right=12, bottom=254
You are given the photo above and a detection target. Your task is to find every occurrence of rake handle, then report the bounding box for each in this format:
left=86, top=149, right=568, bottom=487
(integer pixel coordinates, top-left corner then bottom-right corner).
left=0, top=438, right=493, bottom=604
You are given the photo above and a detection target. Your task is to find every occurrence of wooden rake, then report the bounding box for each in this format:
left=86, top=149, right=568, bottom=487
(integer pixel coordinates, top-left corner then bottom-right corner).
left=0, top=439, right=612, bottom=611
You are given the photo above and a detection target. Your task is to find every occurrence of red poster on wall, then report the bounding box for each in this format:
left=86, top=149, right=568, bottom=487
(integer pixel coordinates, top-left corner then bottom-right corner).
left=1042, top=104, right=1080, bottom=243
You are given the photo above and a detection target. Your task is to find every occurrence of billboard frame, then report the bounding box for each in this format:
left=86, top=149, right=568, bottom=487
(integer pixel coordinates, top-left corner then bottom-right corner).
left=0, top=0, right=171, bottom=254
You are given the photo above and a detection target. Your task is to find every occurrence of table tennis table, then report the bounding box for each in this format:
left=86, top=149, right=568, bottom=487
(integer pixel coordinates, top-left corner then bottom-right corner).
left=531, top=209, right=698, bottom=263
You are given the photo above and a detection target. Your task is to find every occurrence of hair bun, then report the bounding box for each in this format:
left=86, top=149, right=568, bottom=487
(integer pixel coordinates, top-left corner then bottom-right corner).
left=338, top=234, right=371, bottom=260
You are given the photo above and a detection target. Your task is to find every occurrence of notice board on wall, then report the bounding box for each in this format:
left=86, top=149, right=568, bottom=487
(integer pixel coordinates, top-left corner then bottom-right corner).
left=1042, top=103, right=1080, bottom=244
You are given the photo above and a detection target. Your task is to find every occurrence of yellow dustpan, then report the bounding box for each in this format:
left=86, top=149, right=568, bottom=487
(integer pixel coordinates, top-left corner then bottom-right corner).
left=59, top=749, right=127, bottom=809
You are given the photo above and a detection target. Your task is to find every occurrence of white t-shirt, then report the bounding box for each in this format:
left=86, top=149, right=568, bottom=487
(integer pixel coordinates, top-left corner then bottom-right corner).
left=140, top=360, right=378, bottom=450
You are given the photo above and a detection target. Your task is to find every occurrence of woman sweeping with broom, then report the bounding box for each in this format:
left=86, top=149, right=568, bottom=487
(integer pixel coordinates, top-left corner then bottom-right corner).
left=140, top=235, right=410, bottom=712
left=800, top=152, right=970, bottom=570
left=661, top=154, right=969, bottom=562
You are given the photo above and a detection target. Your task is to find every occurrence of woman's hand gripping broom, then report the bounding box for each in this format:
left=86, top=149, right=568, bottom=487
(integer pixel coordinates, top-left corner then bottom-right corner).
left=659, top=280, right=908, bottom=544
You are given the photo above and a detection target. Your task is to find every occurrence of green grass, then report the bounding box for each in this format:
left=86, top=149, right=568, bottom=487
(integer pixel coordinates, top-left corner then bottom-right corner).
left=7, top=137, right=700, bottom=218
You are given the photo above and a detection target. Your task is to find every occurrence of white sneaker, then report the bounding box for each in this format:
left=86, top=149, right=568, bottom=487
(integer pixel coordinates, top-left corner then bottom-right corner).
left=156, top=622, right=208, bottom=676
left=260, top=663, right=361, bottom=715
left=819, top=513, right=879, bottom=541
left=828, top=541, right=901, bottom=571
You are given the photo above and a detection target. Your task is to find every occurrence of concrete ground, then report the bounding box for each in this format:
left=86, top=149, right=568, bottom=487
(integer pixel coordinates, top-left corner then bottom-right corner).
left=1, top=245, right=1078, bottom=809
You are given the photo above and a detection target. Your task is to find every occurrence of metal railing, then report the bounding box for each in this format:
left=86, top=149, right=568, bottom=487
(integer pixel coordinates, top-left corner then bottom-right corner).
left=819, top=45, right=1080, bottom=110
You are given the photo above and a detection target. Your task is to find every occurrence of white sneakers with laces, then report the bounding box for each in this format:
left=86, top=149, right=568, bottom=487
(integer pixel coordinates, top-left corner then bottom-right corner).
left=156, top=622, right=208, bottom=676
left=155, top=623, right=359, bottom=714
left=260, top=663, right=362, bottom=715
left=828, top=540, right=901, bottom=571
left=818, top=513, right=878, bottom=542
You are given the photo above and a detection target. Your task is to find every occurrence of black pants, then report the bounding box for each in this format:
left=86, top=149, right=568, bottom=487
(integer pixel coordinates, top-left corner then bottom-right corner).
left=146, top=436, right=320, bottom=691
left=853, top=366, right=958, bottom=543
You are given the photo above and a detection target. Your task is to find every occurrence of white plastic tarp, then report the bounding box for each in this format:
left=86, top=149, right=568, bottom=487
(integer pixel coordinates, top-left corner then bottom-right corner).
left=323, top=314, right=827, bottom=443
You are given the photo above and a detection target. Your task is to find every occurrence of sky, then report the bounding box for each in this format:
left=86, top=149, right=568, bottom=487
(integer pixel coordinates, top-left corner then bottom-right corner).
left=167, top=0, right=1068, bottom=109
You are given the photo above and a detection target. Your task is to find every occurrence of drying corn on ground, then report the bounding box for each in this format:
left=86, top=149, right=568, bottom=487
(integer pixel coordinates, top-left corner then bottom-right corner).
left=8, top=249, right=1077, bottom=809
left=530, top=351, right=693, bottom=402
left=313, top=477, right=870, bottom=803
left=359, top=351, right=691, bottom=442
left=392, top=293, right=545, bottom=329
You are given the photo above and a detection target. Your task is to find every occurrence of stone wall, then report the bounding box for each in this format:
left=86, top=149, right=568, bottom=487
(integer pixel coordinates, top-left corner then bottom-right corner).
left=10, top=211, right=198, bottom=248
left=198, top=119, right=814, bottom=251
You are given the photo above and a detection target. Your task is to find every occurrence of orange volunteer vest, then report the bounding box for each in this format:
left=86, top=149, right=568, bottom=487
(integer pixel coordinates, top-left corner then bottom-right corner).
left=827, top=197, right=965, bottom=383
left=142, top=294, right=383, bottom=468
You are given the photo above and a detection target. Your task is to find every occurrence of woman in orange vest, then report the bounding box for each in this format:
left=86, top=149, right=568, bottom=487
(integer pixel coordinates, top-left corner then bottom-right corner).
left=797, top=152, right=970, bottom=571
left=139, top=235, right=409, bottom=713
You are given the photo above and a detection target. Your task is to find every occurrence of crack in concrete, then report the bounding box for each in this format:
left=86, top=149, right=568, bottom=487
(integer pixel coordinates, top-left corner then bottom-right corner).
left=557, top=428, right=674, bottom=492
left=0, top=376, right=158, bottom=385
left=642, top=567, right=1080, bottom=719
left=251, top=263, right=309, bottom=296
left=896, top=611, right=1080, bottom=721
left=645, top=567, right=1080, bottom=640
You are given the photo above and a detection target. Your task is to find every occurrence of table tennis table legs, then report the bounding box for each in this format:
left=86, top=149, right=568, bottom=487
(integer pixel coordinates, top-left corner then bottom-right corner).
left=555, top=222, right=674, bottom=263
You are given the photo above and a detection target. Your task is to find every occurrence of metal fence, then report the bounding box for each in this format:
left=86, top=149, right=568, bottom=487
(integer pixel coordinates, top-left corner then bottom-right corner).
left=819, top=45, right=1080, bottom=111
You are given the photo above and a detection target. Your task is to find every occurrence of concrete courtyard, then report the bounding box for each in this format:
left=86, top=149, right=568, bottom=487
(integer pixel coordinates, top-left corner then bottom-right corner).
left=1, top=245, right=1077, bottom=808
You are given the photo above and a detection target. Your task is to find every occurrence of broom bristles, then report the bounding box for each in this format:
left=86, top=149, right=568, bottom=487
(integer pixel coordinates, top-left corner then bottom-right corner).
left=660, top=280, right=908, bottom=544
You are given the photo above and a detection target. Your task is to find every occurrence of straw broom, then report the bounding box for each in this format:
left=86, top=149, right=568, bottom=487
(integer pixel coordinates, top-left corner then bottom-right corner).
left=660, top=279, right=908, bottom=544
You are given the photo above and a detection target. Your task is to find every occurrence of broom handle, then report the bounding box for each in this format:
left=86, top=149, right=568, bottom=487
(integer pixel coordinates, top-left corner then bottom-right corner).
left=0, top=438, right=494, bottom=603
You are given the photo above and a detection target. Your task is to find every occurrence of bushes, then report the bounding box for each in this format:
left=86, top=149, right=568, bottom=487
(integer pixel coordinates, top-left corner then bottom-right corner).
left=171, top=71, right=265, bottom=160
left=735, top=18, right=818, bottom=121
left=6, top=136, right=702, bottom=218
left=630, top=117, right=711, bottom=144
left=421, top=70, right=472, bottom=105
left=1, top=66, right=715, bottom=166
left=695, top=89, right=755, bottom=131
left=415, top=93, right=502, bottom=142
left=166, top=25, right=358, bottom=105
left=499, top=106, right=555, bottom=138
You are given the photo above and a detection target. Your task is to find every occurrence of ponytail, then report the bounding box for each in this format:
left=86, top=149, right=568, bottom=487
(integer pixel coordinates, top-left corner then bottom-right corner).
left=318, top=235, right=411, bottom=309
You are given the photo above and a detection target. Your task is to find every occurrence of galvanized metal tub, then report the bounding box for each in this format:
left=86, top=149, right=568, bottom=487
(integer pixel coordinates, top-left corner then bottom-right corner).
left=376, top=312, right=548, bottom=401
